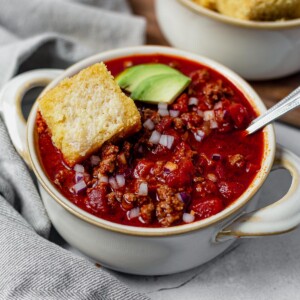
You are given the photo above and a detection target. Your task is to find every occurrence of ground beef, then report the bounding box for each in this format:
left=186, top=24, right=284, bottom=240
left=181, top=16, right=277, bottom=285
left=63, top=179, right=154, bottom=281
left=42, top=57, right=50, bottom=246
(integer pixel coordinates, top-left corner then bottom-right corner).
left=181, top=112, right=202, bottom=130
left=140, top=202, right=155, bottom=223
left=228, top=154, right=245, bottom=168
left=203, top=80, right=233, bottom=103
left=54, top=169, right=72, bottom=187
left=94, top=143, right=119, bottom=175
left=156, top=185, right=185, bottom=227
left=107, top=191, right=123, bottom=209
left=173, top=117, right=185, bottom=130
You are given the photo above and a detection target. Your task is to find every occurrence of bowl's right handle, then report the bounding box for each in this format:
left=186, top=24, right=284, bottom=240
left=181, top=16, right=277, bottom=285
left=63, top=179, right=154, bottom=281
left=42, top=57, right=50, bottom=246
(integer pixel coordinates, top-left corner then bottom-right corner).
left=0, top=69, right=64, bottom=167
left=216, top=145, right=300, bottom=242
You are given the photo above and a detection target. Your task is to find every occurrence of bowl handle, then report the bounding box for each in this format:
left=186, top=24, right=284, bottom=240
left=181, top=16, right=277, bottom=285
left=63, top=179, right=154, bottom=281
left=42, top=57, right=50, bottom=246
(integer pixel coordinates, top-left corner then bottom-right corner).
left=216, top=145, right=300, bottom=242
left=0, top=69, right=64, bottom=167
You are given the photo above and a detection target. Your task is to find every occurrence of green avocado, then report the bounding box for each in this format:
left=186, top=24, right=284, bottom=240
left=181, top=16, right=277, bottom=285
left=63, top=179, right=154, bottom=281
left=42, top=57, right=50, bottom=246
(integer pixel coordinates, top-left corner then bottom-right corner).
left=116, top=63, right=180, bottom=93
left=131, top=73, right=191, bottom=104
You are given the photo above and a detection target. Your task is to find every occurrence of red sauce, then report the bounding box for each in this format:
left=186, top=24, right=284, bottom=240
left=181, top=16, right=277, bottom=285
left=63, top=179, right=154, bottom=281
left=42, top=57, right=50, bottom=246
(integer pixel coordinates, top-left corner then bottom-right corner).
left=37, top=54, right=264, bottom=227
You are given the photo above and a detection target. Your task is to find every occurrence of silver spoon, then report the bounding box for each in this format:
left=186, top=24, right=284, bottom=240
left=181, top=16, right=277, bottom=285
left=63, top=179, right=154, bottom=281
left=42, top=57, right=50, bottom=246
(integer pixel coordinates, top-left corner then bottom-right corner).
left=246, top=86, right=300, bottom=135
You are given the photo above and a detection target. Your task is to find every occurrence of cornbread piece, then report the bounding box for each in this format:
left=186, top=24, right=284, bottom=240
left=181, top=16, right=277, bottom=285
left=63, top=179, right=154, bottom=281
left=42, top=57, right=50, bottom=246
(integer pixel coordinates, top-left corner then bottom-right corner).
left=216, top=0, right=300, bottom=21
left=38, top=63, right=141, bottom=166
left=192, top=0, right=216, bottom=10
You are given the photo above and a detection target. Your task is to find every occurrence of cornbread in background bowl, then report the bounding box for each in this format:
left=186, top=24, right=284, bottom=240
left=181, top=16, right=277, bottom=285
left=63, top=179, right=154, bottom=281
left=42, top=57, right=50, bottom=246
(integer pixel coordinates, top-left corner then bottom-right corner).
left=193, top=0, right=300, bottom=21
left=155, top=0, right=300, bottom=80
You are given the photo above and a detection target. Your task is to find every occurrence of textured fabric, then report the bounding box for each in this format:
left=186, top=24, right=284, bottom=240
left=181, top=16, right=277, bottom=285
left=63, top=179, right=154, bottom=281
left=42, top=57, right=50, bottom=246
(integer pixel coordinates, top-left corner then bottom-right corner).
left=0, top=0, right=145, bottom=85
left=0, top=0, right=149, bottom=299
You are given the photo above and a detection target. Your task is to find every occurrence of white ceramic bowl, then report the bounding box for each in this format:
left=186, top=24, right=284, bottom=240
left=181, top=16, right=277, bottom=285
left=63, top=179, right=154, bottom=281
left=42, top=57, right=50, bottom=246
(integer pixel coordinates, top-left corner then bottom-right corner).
left=156, top=0, right=300, bottom=80
left=1, top=46, right=300, bottom=275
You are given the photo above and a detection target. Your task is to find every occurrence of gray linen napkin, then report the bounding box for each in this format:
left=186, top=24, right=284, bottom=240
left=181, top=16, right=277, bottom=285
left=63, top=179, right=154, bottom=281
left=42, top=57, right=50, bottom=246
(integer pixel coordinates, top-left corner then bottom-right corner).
left=0, top=0, right=150, bottom=299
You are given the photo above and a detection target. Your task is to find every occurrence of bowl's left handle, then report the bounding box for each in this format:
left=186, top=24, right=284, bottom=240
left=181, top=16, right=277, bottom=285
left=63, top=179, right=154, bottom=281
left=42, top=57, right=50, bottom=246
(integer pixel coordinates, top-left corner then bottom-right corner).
left=0, top=69, right=64, bottom=167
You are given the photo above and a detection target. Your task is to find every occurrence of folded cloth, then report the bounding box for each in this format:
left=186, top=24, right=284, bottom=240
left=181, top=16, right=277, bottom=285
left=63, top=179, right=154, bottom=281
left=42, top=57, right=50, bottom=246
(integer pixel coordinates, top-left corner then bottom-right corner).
left=0, top=0, right=149, bottom=299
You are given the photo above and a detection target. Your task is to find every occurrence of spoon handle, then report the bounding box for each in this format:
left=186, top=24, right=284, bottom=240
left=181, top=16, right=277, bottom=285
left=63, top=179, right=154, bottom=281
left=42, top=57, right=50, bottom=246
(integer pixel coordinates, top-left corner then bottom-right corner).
left=246, top=86, right=300, bottom=135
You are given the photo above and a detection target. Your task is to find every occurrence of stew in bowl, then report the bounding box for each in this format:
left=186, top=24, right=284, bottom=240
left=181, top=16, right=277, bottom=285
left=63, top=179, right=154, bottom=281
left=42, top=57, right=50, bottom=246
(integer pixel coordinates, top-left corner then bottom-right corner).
left=36, top=54, right=264, bottom=228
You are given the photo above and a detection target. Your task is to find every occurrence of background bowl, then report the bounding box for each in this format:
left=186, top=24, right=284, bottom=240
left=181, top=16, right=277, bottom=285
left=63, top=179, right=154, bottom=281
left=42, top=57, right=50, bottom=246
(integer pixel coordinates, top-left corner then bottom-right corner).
left=155, top=0, right=300, bottom=80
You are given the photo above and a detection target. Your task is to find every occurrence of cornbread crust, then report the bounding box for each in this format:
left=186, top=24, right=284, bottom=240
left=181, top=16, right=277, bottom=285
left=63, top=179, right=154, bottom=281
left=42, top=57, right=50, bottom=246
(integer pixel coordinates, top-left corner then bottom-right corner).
left=216, top=0, right=300, bottom=21
left=38, top=63, right=141, bottom=166
left=192, top=0, right=216, bottom=10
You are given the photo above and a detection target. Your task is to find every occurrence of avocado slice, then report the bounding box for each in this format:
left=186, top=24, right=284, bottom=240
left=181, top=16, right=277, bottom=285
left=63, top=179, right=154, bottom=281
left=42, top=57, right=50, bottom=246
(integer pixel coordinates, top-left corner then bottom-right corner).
left=131, top=74, right=191, bottom=104
left=116, top=63, right=180, bottom=93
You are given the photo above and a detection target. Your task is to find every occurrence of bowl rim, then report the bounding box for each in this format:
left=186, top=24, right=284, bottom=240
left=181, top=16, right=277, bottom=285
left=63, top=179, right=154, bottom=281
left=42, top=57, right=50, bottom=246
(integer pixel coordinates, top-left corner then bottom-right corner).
left=27, top=45, right=276, bottom=237
left=178, top=0, right=300, bottom=30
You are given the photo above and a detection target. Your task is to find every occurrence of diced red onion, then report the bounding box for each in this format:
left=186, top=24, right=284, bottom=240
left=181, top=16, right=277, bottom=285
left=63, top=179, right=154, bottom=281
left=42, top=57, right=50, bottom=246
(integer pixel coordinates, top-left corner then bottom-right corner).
left=90, top=155, right=100, bottom=166
left=75, top=172, right=84, bottom=183
left=72, top=180, right=86, bottom=194
left=92, top=180, right=99, bottom=188
left=214, top=101, right=223, bottom=110
left=158, top=103, right=168, bottom=110
left=99, top=175, right=109, bottom=183
left=197, top=130, right=205, bottom=137
left=188, top=97, right=199, bottom=106
left=149, top=130, right=161, bottom=144
left=163, top=168, right=171, bottom=175
left=169, top=110, right=180, bottom=118
left=194, top=133, right=203, bottom=142
left=167, top=135, right=174, bottom=149
left=74, top=164, right=84, bottom=173
left=159, top=134, right=174, bottom=149
left=109, top=177, right=119, bottom=190
left=138, top=182, right=148, bottom=196
left=127, top=207, right=140, bottom=220
left=158, top=109, right=169, bottom=117
left=143, top=119, right=155, bottom=130
left=159, top=134, right=168, bottom=147
left=116, top=174, right=125, bottom=187
left=183, top=213, right=195, bottom=223
left=197, top=110, right=204, bottom=117
left=203, top=110, right=215, bottom=121
left=212, top=153, right=221, bottom=161
left=194, top=130, right=205, bottom=142
left=176, top=192, right=191, bottom=204
left=210, top=120, right=218, bottom=129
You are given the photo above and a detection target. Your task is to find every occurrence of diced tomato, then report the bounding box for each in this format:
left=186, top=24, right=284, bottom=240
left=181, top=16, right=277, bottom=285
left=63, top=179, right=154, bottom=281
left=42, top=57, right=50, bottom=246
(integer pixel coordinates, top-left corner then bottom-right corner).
left=218, top=181, right=244, bottom=200
left=203, top=180, right=218, bottom=194
left=166, top=159, right=195, bottom=188
left=133, top=159, right=154, bottom=178
left=215, top=163, right=226, bottom=179
left=229, top=103, right=249, bottom=129
left=191, top=198, right=224, bottom=219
